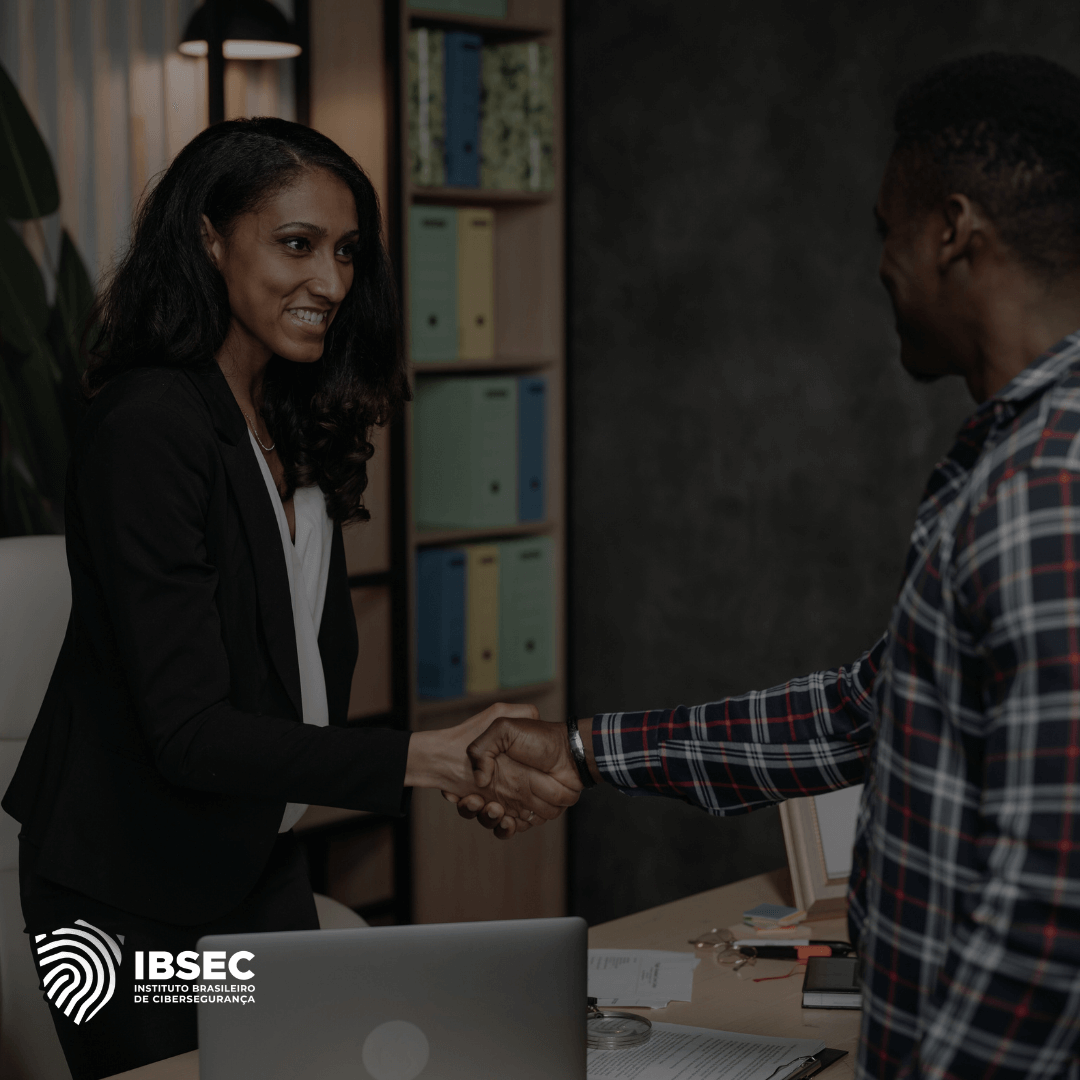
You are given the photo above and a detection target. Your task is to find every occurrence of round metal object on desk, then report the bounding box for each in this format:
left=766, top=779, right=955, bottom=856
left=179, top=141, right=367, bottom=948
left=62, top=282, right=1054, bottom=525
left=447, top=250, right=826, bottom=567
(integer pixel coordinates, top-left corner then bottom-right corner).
left=586, top=1009, right=652, bottom=1049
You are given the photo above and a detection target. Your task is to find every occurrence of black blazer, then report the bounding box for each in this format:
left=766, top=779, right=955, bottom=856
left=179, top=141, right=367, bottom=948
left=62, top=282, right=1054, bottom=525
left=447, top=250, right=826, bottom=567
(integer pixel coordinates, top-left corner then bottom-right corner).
left=3, top=365, right=410, bottom=925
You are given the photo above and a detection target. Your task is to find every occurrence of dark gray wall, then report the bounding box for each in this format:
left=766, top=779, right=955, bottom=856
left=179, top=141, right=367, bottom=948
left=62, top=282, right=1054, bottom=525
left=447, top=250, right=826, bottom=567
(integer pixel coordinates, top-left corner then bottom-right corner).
left=567, top=1, right=1080, bottom=927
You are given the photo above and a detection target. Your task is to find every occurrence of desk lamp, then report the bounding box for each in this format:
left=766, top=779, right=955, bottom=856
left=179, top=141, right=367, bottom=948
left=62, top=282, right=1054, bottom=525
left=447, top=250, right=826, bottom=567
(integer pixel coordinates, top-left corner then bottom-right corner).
left=179, top=0, right=309, bottom=125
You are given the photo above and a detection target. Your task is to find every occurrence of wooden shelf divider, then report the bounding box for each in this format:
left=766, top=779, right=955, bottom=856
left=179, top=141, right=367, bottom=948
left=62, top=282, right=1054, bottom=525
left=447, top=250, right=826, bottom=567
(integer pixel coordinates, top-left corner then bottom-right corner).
left=407, top=8, right=553, bottom=36
left=415, top=680, right=559, bottom=721
left=414, top=520, right=554, bottom=548
left=411, top=186, right=553, bottom=205
left=412, top=357, right=557, bottom=375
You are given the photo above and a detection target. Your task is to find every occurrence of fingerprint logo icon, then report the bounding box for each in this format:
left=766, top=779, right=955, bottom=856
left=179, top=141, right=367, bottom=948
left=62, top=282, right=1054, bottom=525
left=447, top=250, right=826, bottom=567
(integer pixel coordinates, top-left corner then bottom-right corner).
left=34, top=920, right=121, bottom=1025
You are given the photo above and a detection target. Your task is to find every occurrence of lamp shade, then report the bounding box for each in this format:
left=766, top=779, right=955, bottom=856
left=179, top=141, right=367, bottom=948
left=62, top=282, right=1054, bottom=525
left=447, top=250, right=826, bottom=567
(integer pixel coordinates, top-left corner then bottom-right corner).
left=180, top=0, right=301, bottom=60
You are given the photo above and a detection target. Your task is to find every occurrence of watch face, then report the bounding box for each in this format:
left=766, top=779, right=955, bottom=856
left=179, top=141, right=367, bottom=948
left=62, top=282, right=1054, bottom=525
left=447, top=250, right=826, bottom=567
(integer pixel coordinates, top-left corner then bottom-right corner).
left=586, top=1011, right=652, bottom=1049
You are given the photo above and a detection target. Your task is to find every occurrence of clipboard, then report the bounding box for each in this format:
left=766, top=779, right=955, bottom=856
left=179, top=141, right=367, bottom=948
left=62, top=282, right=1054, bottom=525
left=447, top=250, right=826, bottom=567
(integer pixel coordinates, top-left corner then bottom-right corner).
left=784, top=1047, right=849, bottom=1078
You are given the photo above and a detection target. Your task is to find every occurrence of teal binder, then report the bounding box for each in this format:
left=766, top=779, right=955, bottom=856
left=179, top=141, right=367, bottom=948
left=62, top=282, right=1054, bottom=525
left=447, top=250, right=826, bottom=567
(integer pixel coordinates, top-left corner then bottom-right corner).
left=497, top=535, right=554, bottom=687
left=409, top=206, right=458, bottom=362
left=413, top=376, right=518, bottom=528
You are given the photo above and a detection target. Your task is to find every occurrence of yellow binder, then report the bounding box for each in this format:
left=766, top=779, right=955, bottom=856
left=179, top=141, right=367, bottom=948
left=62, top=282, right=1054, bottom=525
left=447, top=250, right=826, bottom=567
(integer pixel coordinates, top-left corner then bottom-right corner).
left=457, top=208, right=495, bottom=360
left=465, top=543, right=500, bottom=691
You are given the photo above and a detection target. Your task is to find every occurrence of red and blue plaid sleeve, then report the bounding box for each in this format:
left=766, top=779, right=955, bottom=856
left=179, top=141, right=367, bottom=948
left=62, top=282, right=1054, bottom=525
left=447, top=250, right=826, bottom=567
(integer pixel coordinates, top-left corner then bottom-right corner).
left=894, top=464, right=1080, bottom=1080
left=590, top=634, right=885, bottom=814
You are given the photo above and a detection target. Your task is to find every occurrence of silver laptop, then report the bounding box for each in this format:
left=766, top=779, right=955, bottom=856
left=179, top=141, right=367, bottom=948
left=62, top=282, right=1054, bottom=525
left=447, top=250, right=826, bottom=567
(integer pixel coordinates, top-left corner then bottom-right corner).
left=197, top=917, right=587, bottom=1080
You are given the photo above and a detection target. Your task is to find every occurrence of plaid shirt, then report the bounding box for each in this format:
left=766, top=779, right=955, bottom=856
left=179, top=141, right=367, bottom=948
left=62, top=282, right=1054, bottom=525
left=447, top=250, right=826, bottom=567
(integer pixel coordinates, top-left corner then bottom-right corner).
left=592, top=334, right=1080, bottom=1080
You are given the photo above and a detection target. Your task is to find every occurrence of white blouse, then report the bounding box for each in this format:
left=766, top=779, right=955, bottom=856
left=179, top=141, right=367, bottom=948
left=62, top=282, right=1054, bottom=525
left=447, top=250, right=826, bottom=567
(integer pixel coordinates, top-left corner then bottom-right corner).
left=246, top=429, right=333, bottom=832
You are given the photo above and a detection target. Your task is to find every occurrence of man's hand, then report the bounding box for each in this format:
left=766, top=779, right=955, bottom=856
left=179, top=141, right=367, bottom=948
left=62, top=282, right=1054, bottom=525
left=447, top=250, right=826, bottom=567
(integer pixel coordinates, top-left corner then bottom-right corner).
left=414, top=704, right=580, bottom=839
left=469, top=716, right=583, bottom=791
left=443, top=717, right=593, bottom=839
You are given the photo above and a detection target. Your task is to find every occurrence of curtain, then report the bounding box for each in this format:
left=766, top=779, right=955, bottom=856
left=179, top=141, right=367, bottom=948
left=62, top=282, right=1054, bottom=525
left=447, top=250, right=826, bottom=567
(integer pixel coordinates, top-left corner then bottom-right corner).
left=0, top=0, right=296, bottom=283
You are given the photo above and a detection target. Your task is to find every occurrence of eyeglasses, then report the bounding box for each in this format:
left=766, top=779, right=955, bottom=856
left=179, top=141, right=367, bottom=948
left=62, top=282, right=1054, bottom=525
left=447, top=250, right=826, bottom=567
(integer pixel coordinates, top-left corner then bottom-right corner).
left=687, top=927, right=757, bottom=970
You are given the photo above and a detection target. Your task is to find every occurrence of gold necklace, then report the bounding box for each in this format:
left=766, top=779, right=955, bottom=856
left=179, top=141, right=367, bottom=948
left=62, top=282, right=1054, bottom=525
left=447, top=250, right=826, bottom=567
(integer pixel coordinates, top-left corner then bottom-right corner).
left=242, top=409, right=276, bottom=452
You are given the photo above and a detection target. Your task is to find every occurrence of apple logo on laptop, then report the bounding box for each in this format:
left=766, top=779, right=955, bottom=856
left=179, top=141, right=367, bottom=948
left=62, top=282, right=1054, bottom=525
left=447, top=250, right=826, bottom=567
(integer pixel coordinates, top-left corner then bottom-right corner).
left=362, top=1020, right=430, bottom=1080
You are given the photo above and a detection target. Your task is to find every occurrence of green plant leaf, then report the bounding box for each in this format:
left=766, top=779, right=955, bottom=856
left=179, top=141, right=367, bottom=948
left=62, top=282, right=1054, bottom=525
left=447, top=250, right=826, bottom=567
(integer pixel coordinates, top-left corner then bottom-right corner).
left=0, top=335, right=68, bottom=500
left=20, top=336, right=69, bottom=496
left=0, top=341, right=45, bottom=486
left=0, top=61, right=59, bottom=220
left=0, top=220, right=48, bottom=353
left=49, top=229, right=96, bottom=378
left=0, top=442, right=59, bottom=536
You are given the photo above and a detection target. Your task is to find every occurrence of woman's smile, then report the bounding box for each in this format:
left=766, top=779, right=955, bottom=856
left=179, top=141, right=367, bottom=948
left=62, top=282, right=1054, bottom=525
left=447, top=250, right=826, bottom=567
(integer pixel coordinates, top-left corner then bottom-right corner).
left=286, top=306, right=329, bottom=331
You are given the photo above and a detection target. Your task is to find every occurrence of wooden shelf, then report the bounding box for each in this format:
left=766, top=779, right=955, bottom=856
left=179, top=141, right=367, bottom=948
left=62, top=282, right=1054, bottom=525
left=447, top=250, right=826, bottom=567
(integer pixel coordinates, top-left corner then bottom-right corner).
left=400, top=0, right=567, bottom=925
left=411, top=357, right=557, bottom=374
left=416, top=680, right=558, bottom=719
left=312, top=0, right=563, bottom=933
left=407, top=9, right=552, bottom=37
left=411, top=186, right=553, bottom=205
left=413, top=520, right=553, bottom=547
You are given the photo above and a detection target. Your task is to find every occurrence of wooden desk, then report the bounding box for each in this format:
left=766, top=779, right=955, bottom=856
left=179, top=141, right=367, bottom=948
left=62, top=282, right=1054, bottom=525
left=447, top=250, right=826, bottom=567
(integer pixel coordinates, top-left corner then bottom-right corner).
left=588, top=868, right=860, bottom=1077
left=107, top=1050, right=199, bottom=1080
left=107, top=868, right=859, bottom=1079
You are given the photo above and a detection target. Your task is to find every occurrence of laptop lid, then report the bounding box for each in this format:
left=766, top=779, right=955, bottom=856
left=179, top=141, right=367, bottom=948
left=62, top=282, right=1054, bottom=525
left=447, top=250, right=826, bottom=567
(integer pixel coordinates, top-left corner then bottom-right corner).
left=197, top=916, right=587, bottom=1080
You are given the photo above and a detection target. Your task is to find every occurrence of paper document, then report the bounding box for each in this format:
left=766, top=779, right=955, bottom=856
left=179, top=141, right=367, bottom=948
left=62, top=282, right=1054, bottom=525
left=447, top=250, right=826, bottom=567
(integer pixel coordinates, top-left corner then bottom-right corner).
left=588, top=950, right=700, bottom=1009
left=587, top=1022, right=826, bottom=1080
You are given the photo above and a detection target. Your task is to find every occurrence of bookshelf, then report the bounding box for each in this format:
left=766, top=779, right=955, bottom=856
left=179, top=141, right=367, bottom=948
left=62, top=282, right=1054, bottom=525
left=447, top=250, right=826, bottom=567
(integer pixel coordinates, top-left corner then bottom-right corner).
left=401, top=0, right=567, bottom=924
left=302, top=0, right=565, bottom=927
left=299, top=0, right=408, bottom=926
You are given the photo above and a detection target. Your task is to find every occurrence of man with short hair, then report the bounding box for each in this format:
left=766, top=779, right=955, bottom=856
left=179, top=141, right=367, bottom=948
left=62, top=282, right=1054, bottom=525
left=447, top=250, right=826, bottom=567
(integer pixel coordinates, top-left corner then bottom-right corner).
left=461, top=53, right=1080, bottom=1080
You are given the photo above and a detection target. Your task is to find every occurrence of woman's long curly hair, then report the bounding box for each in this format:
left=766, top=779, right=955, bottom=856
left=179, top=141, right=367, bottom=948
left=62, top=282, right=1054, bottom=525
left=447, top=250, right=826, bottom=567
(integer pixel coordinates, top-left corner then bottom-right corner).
left=86, top=117, right=408, bottom=525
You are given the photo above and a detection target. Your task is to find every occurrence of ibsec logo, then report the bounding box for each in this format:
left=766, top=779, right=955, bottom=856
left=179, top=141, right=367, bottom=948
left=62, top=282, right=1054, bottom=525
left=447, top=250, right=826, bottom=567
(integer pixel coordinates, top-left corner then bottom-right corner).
left=34, top=920, right=122, bottom=1025
left=131, top=948, right=257, bottom=1006
left=133, top=949, right=254, bottom=981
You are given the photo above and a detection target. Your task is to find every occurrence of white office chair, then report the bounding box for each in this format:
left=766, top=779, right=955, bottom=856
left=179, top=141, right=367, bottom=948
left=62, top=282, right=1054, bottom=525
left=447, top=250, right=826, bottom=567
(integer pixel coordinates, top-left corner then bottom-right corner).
left=0, top=536, right=365, bottom=1080
left=0, top=535, right=72, bottom=1080
left=313, top=893, right=368, bottom=929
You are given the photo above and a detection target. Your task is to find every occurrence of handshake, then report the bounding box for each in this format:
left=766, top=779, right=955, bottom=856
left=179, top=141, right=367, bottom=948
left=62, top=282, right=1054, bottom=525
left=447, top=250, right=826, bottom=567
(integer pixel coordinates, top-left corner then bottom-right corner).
left=408, top=703, right=597, bottom=840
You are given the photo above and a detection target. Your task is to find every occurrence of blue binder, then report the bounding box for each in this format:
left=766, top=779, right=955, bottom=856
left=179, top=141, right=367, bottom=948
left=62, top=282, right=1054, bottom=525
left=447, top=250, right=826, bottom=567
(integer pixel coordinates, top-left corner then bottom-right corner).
left=518, top=376, right=546, bottom=521
left=444, top=32, right=482, bottom=187
left=417, top=548, right=466, bottom=698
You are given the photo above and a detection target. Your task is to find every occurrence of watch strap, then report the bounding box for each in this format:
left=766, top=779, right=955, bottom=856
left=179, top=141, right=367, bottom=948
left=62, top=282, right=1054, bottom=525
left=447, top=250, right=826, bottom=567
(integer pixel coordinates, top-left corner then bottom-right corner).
left=566, top=714, right=597, bottom=788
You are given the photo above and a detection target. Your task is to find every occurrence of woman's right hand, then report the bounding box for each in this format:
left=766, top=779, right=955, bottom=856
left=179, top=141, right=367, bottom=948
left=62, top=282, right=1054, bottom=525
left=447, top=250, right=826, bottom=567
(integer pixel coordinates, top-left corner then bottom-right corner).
left=406, top=702, right=580, bottom=835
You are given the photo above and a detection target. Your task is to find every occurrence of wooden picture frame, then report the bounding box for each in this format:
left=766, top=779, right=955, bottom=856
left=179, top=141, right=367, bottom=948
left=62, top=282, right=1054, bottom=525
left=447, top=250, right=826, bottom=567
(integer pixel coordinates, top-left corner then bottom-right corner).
left=778, top=785, right=863, bottom=918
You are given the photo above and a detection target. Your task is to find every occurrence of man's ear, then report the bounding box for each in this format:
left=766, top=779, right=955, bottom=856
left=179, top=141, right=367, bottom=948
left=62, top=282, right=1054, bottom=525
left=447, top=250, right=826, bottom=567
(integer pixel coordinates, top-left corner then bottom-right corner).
left=202, top=214, right=224, bottom=268
left=938, top=193, right=988, bottom=271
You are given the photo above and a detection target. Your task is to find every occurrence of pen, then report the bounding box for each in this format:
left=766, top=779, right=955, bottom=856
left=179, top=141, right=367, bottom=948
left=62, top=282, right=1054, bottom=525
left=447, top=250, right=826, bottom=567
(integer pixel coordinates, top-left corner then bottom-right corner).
left=733, top=940, right=855, bottom=960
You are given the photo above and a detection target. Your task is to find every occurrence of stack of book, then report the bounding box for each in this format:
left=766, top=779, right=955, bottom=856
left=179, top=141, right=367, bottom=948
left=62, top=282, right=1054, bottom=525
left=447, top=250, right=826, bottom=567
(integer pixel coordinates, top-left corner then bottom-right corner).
left=417, top=536, right=555, bottom=697
left=409, top=206, right=495, bottom=363
left=408, top=28, right=554, bottom=191
left=743, top=903, right=807, bottom=931
left=413, top=374, right=546, bottom=528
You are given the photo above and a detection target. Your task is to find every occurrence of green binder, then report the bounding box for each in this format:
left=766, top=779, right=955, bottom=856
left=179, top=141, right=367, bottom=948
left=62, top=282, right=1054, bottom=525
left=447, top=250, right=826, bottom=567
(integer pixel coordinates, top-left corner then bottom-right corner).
left=409, top=206, right=458, bottom=362
left=413, top=376, right=518, bottom=528
left=407, top=28, right=445, bottom=187
left=480, top=43, right=528, bottom=191
left=497, top=536, right=554, bottom=687
left=525, top=41, right=555, bottom=193
left=480, top=42, right=554, bottom=191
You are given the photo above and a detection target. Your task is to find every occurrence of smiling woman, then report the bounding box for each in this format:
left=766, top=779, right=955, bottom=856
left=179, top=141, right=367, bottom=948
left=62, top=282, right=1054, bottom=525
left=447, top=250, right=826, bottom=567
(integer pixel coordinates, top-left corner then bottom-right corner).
left=86, top=119, right=400, bottom=528
left=1, top=118, right=579, bottom=1080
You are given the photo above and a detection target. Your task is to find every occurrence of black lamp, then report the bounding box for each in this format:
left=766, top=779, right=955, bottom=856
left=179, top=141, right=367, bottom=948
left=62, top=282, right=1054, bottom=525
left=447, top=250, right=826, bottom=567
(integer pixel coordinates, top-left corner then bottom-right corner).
left=180, top=0, right=306, bottom=125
